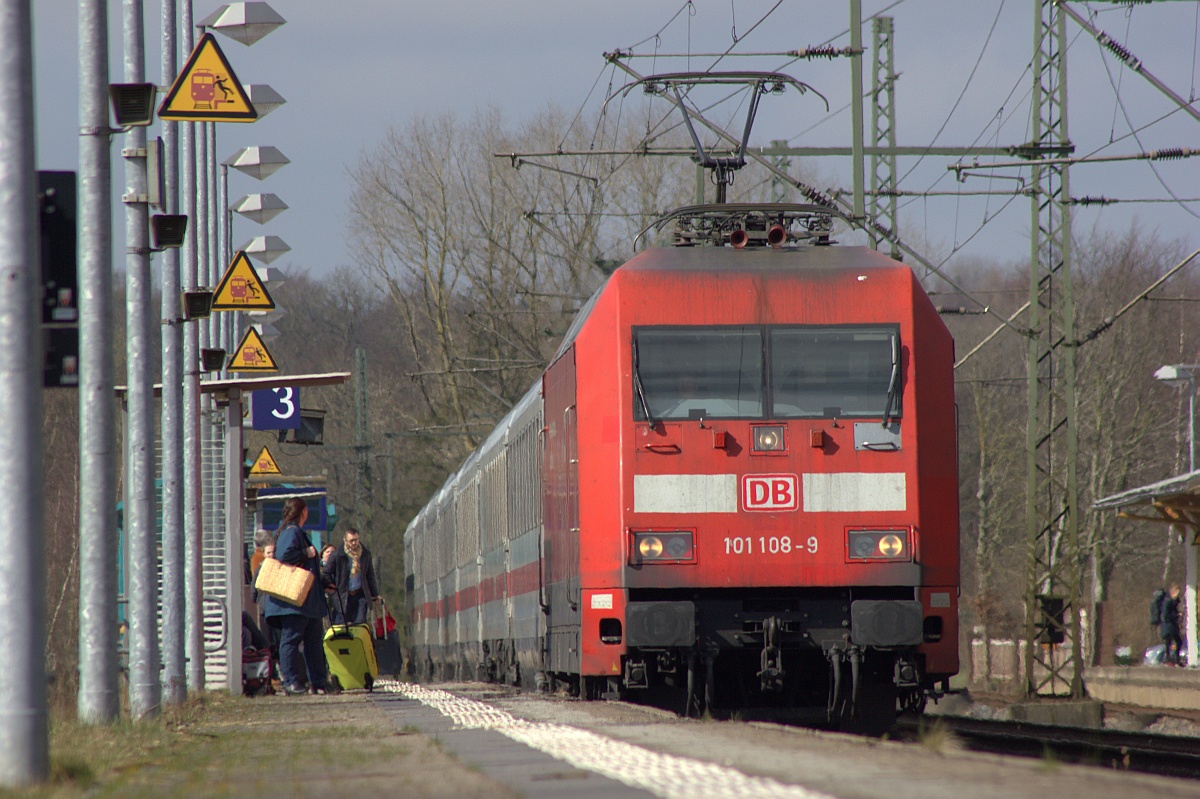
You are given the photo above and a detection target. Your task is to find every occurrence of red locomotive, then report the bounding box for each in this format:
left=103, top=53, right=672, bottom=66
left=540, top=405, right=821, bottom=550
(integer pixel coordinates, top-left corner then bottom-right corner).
left=404, top=202, right=959, bottom=731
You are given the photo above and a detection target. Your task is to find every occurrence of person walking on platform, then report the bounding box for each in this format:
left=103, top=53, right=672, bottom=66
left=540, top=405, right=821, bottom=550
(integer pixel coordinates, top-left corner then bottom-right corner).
left=264, top=497, right=331, bottom=694
left=323, top=526, right=380, bottom=625
left=1160, top=584, right=1183, bottom=666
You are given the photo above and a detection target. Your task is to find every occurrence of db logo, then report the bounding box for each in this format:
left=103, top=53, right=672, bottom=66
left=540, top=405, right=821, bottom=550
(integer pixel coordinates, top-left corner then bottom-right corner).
left=741, top=474, right=799, bottom=511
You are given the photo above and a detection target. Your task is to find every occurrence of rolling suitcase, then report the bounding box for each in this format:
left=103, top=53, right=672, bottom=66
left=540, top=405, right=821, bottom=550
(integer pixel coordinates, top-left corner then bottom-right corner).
left=324, top=592, right=378, bottom=691
left=372, top=598, right=403, bottom=677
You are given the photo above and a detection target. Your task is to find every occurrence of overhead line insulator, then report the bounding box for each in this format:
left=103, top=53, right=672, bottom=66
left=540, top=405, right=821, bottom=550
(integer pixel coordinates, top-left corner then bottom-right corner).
left=1097, top=32, right=1141, bottom=71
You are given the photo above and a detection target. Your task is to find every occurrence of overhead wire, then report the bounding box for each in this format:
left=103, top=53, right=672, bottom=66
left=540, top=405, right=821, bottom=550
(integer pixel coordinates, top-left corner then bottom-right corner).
left=1090, top=4, right=1200, bottom=222
left=895, top=0, right=1008, bottom=187
left=1192, top=0, right=1199, bottom=102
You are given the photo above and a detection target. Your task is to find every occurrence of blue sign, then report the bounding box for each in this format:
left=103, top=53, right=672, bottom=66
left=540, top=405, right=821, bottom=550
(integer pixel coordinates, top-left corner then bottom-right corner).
left=257, top=486, right=331, bottom=532
left=251, top=386, right=300, bottom=430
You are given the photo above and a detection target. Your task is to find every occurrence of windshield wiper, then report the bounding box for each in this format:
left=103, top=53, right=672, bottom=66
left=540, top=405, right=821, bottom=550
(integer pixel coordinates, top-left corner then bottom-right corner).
left=881, top=334, right=900, bottom=428
left=632, top=338, right=655, bottom=425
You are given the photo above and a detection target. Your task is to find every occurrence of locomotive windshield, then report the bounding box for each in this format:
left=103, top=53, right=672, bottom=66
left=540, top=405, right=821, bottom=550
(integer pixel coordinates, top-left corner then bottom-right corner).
left=770, top=327, right=899, bottom=419
left=633, top=327, right=765, bottom=420
left=632, top=325, right=901, bottom=421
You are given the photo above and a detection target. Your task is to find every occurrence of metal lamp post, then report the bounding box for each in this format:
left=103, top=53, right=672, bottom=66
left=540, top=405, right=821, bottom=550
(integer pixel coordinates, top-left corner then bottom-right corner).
left=1154, top=364, right=1198, bottom=472
left=1154, top=362, right=1200, bottom=670
left=189, top=4, right=284, bottom=694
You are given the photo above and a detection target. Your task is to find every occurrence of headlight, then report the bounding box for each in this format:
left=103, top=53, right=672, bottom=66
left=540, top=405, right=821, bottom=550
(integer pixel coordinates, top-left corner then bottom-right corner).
left=631, top=531, right=694, bottom=564
left=752, top=425, right=786, bottom=453
left=846, top=529, right=911, bottom=562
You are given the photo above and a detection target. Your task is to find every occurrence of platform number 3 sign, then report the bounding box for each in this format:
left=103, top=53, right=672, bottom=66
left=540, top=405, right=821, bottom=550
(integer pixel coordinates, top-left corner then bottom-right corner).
left=251, top=387, right=300, bottom=431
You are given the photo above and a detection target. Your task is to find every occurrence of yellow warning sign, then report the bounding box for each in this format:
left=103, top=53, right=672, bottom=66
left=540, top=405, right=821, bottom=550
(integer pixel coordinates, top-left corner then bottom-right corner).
left=211, top=251, right=275, bottom=311
left=158, top=33, right=257, bottom=122
left=229, top=327, right=277, bottom=373
left=249, top=446, right=282, bottom=476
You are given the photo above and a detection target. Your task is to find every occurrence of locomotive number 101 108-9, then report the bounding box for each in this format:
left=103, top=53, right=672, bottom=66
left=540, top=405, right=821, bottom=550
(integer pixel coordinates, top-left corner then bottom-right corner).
left=723, top=535, right=818, bottom=555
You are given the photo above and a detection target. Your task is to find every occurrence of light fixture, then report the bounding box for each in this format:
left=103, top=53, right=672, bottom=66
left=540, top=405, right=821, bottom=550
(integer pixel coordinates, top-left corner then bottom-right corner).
left=222, top=146, right=290, bottom=180
left=232, top=193, right=288, bottom=225
left=752, top=424, right=786, bottom=453
left=182, top=290, right=214, bottom=320
left=1154, top=363, right=1200, bottom=472
left=199, top=2, right=286, bottom=46
left=109, top=83, right=157, bottom=127
left=630, top=531, right=694, bottom=564
left=244, top=85, right=286, bottom=118
left=846, top=529, right=910, bottom=562
left=150, top=214, right=188, bottom=249
left=200, top=348, right=227, bottom=372
left=239, top=235, right=290, bottom=264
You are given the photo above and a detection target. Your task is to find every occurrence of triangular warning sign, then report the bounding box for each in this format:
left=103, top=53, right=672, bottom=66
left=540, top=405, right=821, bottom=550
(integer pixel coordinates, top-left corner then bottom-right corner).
left=158, top=33, right=257, bottom=122
left=211, top=251, right=275, bottom=311
left=249, top=445, right=282, bottom=476
left=229, top=327, right=278, bottom=373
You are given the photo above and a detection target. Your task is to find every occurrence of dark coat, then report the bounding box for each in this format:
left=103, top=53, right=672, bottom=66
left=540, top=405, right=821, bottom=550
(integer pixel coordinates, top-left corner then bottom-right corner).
left=1160, top=594, right=1182, bottom=638
left=323, top=544, right=379, bottom=607
left=263, top=524, right=327, bottom=620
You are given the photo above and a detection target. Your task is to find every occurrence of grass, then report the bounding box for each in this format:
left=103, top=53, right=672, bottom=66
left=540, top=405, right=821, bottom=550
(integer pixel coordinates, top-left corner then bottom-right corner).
left=0, top=691, right=413, bottom=799
left=916, top=717, right=961, bottom=754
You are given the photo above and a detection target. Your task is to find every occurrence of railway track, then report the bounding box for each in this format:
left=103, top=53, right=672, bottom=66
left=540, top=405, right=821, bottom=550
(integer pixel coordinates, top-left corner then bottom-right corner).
left=893, top=714, right=1200, bottom=780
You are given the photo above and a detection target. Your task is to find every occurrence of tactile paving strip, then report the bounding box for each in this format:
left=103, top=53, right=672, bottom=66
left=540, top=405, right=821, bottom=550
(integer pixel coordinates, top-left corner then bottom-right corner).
left=378, top=680, right=835, bottom=799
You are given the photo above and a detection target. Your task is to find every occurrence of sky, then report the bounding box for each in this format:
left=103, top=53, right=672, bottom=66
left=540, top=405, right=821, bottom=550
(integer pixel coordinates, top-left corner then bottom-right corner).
left=32, top=1, right=1200, bottom=286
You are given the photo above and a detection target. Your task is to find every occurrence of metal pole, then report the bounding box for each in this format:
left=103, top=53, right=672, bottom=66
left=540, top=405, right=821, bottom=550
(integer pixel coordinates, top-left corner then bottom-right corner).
left=221, top=163, right=238, bottom=366
left=0, top=0, right=48, bottom=783
left=122, top=0, right=161, bottom=720
left=196, top=120, right=208, bottom=353
left=849, top=0, right=865, bottom=219
left=223, top=391, right=244, bottom=693
left=1186, top=540, right=1198, bottom=670
left=159, top=0, right=186, bottom=707
left=180, top=0, right=205, bottom=693
left=208, top=122, right=221, bottom=368
left=1189, top=374, right=1195, bottom=473
left=77, top=0, right=120, bottom=724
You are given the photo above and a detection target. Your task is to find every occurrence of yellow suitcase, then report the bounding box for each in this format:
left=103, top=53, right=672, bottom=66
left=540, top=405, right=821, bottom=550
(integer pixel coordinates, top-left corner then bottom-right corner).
left=323, top=622, right=378, bottom=691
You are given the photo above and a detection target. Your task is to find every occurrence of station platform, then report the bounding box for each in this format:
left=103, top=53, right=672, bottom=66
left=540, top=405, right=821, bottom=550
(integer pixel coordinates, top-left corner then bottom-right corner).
left=1085, top=666, right=1200, bottom=712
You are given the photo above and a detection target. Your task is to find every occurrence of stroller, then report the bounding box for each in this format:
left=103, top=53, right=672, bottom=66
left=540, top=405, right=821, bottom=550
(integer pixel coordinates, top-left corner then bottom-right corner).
left=241, top=611, right=276, bottom=695
left=242, top=647, right=275, bottom=695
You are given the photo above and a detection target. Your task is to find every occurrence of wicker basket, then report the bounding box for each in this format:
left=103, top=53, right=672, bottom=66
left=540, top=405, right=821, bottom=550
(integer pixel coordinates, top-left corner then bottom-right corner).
left=254, top=558, right=314, bottom=606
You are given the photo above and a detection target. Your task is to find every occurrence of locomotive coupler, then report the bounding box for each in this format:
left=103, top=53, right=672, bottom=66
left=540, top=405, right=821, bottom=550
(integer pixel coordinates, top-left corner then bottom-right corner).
left=757, top=615, right=785, bottom=692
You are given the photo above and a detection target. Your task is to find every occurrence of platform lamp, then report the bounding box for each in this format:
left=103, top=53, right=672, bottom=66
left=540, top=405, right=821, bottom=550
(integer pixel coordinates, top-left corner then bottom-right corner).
left=199, top=2, right=285, bottom=46
left=1154, top=364, right=1200, bottom=473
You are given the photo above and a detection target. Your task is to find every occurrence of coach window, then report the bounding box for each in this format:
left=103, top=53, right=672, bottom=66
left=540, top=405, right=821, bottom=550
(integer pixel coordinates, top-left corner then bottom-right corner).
left=769, top=326, right=900, bottom=419
left=633, top=327, right=764, bottom=421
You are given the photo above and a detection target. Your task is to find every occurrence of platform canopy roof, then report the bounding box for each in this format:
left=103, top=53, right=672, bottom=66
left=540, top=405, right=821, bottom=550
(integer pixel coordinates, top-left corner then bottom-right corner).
left=1093, top=469, right=1200, bottom=541
left=117, top=371, right=350, bottom=399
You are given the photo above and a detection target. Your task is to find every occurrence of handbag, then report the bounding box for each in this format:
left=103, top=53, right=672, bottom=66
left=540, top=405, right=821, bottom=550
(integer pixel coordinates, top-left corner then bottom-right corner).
left=373, top=598, right=397, bottom=639
left=254, top=557, right=314, bottom=606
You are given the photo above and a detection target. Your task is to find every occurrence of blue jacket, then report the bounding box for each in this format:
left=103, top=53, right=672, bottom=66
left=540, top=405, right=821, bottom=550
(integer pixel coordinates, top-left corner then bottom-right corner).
left=263, top=524, right=327, bottom=620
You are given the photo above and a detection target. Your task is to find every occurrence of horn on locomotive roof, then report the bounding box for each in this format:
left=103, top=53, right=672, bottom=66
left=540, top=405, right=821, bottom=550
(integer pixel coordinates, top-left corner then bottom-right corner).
left=603, top=72, right=829, bottom=204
